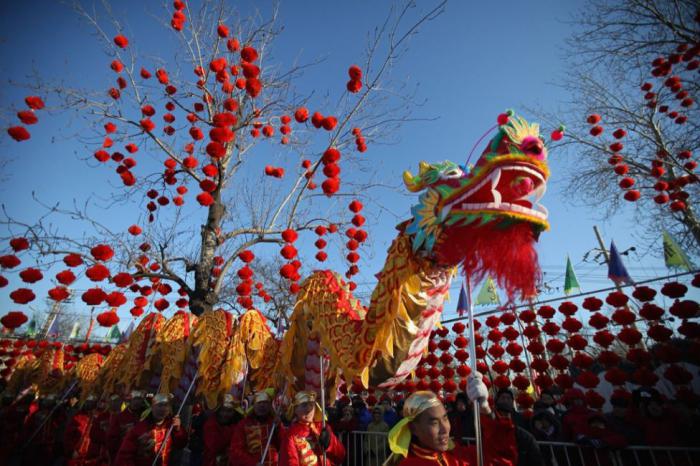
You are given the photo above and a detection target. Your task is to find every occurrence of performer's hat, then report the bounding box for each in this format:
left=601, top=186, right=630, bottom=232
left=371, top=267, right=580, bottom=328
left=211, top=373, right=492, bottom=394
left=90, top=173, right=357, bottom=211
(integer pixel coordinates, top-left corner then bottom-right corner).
left=253, top=390, right=271, bottom=404
left=221, top=394, right=236, bottom=409
left=152, top=393, right=173, bottom=406
left=289, top=390, right=323, bottom=422
left=387, top=391, right=449, bottom=458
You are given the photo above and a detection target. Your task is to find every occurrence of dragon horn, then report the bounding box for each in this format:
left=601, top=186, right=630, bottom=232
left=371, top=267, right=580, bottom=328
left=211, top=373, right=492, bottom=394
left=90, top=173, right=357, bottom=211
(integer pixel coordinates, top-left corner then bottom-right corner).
left=403, top=170, right=423, bottom=192
left=418, top=161, right=431, bottom=175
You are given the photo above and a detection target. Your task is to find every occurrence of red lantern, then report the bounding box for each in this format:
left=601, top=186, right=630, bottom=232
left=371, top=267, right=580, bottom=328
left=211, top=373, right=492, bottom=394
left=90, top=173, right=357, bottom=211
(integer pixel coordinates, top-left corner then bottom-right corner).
left=582, top=297, right=603, bottom=311
left=632, top=286, right=657, bottom=302
left=558, top=301, right=578, bottom=316
left=96, top=311, right=119, bottom=327
left=661, top=282, right=688, bottom=299
left=1, top=311, right=28, bottom=330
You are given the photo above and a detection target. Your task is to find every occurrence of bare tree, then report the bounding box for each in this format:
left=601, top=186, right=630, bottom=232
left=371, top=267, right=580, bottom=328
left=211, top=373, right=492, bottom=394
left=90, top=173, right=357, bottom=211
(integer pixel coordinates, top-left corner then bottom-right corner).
left=541, top=0, right=700, bottom=252
left=1, top=0, right=446, bottom=328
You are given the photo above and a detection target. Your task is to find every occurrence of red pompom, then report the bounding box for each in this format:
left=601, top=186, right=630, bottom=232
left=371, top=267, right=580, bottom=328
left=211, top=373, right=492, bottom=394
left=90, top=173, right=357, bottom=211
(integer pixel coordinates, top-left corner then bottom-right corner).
left=497, top=113, right=510, bottom=125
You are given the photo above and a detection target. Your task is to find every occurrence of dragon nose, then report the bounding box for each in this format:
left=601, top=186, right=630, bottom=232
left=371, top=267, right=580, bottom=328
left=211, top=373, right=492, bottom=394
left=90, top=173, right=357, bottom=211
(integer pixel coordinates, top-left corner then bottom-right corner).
left=521, top=138, right=543, bottom=156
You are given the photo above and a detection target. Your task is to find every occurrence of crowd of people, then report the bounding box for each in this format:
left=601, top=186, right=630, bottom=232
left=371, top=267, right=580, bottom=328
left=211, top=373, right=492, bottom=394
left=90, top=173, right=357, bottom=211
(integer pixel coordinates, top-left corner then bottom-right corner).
left=0, top=374, right=698, bottom=466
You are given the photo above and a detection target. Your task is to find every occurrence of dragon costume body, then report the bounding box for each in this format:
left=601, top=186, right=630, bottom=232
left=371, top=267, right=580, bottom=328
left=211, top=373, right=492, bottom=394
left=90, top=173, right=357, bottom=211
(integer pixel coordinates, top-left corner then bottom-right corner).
left=3, top=114, right=551, bottom=408
left=281, top=114, right=551, bottom=394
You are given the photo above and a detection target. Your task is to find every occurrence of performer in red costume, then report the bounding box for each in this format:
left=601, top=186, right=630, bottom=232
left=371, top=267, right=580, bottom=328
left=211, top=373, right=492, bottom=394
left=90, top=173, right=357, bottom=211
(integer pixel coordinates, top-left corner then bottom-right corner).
left=279, top=390, right=345, bottom=466
left=106, top=390, right=146, bottom=462
left=229, top=389, right=283, bottom=466
left=20, top=392, right=65, bottom=466
left=63, top=394, right=110, bottom=466
left=199, top=393, right=238, bottom=466
left=114, top=393, right=189, bottom=466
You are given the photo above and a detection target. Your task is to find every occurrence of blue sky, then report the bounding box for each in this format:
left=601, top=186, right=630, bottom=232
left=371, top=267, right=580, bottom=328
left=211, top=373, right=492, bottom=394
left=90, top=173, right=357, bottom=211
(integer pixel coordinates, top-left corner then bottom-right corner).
left=0, top=0, right=695, bottom=336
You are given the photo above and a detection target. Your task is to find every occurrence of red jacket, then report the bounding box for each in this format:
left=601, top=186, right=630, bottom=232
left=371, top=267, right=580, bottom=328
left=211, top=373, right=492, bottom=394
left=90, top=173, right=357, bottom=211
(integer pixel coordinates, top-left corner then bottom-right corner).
left=21, top=407, right=66, bottom=466
left=63, top=409, right=110, bottom=465
left=481, top=414, right=518, bottom=466
left=279, top=421, right=345, bottom=466
left=228, top=414, right=283, bottom=466
left=106, top=408, right=141, bottom=461
left=113, top=417, right=189, bottom=466
left=562, top=405, right=595, bottom=441
left=0, top=404, right=29, bottom=463
left=397, top=443, right=475, bottom=466
left=200, top=414, right=236, bottom=466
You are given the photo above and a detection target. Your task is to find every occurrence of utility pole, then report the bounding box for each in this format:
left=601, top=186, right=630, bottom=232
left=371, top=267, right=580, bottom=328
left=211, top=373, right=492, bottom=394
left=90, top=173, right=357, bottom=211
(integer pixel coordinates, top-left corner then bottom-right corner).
left=39, top=299, right=62, bottom=338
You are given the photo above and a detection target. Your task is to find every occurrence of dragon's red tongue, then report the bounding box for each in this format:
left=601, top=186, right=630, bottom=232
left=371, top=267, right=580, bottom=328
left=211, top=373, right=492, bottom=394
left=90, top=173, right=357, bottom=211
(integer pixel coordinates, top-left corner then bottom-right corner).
left=437, top=222, right=541, bottom=300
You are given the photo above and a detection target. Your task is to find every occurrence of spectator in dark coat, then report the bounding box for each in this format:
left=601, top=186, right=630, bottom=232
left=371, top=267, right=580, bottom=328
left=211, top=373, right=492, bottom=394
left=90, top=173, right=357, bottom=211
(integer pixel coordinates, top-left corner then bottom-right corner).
left=448, top=392, right=476, bottom=444
left=603, top=392, right=642, bottom=445
left=486, top=387, right=545, bottom=466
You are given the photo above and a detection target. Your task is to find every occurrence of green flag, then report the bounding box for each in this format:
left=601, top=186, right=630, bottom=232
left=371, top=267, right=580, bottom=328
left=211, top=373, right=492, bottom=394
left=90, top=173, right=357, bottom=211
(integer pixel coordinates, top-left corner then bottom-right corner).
left=663, top=230, right=693, bottom=271
left=106, top=324, right=121, bottom=342
left=475, top=277, right=500, bottom=305
left=26, top=317, right=37, bottom=337
left=564, top=256, right=581, bottom=295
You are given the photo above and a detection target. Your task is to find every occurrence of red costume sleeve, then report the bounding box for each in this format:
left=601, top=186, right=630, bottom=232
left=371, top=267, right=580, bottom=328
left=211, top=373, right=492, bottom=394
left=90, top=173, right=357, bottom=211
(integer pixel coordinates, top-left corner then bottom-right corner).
left=63, top=415, right=85, bottom=456
left=323, top=424, right=346, bottom=466
left=480, top=414, right=518, bottom=466
left=229, top=418, right=261, bottom=466
left=279, top=428, right=299, bottom=466
left=106, top=414, right=123, bottom=459
left=171, top=420, right=189, bottom=449
left=113, top=423, right=142, bottom=466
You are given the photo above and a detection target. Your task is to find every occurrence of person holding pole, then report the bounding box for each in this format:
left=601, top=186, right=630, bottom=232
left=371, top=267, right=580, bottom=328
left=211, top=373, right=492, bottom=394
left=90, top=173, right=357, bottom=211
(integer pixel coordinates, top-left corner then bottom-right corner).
left=106, top=390, right=146, bottom=461
left=383, top=374, right=490, bottom=466
left=279, top=390, right=345, bottom=466
left=228, top=389, right=282, bottom=466
left=199, top=393, right=239, bottom=466
left=62, top=394, right=106, bottom=466
left=113, top=393, right=188, bottom=466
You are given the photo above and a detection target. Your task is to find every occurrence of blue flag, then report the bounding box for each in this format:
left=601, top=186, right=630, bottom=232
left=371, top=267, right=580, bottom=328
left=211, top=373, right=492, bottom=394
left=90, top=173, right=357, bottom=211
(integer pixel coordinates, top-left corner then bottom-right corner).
left=608, top=241, right=634, bottom=285
left=456, top=282, right=469, bottom=316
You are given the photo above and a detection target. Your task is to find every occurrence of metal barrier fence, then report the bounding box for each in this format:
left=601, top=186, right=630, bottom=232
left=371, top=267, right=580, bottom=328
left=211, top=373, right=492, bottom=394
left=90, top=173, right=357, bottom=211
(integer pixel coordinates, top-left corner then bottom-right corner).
left=336, top=431, right=700, bottom=466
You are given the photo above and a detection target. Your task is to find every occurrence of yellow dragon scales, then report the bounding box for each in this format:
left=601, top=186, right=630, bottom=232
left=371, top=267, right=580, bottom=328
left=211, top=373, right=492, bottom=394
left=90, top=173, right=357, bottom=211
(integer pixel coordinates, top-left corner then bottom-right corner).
left=281, top=113, right=551, bottom=395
